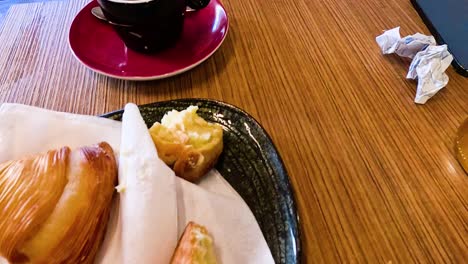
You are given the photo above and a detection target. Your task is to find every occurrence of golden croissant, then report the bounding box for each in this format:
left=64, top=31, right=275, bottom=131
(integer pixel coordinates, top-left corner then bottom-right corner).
left=0, top=142, right=117, bottom=264
left=171, top=222, right=217, bottom=264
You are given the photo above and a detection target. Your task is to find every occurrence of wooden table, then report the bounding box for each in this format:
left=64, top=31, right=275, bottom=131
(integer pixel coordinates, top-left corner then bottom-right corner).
left=0, top=0, right=467, bottom=262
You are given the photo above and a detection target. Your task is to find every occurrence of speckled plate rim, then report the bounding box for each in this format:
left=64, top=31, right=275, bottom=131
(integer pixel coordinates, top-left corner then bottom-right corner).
left=100, top=98, right=302, bottom=263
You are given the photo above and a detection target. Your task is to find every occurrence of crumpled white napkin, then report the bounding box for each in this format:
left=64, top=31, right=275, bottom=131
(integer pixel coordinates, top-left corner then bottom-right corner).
left=376, top=27, right=453, bottom=104
left=0, top=103, right=274, bottom=264
left=406, top=45, right=453, bottom=104
left=376, top=26, right=436, bottom=58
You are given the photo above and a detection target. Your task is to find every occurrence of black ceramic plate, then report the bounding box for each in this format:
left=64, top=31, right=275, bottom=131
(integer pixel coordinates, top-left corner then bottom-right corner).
left=101, top=98, right=301, bottom=264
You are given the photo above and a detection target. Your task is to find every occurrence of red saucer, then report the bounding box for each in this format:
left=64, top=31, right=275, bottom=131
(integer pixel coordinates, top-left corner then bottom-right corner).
left=69, top=0, right=228, bottom=80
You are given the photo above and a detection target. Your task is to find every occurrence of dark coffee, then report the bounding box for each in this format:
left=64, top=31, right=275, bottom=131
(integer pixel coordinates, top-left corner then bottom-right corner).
left=97, top=0, right=209, bottom=53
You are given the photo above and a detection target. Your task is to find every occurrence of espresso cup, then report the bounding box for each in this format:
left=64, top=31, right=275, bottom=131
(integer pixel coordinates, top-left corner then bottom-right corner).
left=97, top=0, right=210, bottom=53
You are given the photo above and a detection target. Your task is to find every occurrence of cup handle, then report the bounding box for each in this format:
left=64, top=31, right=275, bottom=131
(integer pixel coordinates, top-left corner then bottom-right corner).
left=186, top=0, right=210, bottom=10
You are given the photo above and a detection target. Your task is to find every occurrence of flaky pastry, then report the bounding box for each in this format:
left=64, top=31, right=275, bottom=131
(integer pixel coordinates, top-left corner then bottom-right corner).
left=0, top=142, right=117, bottom=264
left=149, top=106, right=223, bottom=182
left=171, top=222, right=217, bottom=264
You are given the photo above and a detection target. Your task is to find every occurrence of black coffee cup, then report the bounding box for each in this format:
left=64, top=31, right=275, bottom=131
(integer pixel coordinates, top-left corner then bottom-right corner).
left=97, top=0, right=210, bottom=53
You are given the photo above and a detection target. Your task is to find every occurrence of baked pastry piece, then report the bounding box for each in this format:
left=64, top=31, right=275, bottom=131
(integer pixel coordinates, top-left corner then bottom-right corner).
left=171, top=222, right=217, bottom=264
left=149, top=106, right=223, bottom=182
left=0, top=142, right=117, bottom=264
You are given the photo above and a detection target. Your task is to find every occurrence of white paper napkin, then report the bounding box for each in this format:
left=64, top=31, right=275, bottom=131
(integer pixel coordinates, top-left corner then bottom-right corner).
left=376, top=26, right=436, bottom=58
left=0, top=104, right=122, bottom=163
left=116, top=104, right=179, bottom=264
left=376, top=27, right=454, bottom=104
left=406, top=45, right=453, bottom=104
left=0, top=103, right=274, bottom=264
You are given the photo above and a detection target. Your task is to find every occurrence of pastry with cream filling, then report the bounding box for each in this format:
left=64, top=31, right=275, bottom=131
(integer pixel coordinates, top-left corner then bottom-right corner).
left=149, top=106, right=223, bottom=182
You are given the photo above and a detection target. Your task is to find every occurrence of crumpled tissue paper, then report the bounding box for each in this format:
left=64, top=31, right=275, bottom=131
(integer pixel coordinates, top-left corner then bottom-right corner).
left=376, top=26, right=436, bottom=58
left=406, top=45, right=453, bottom=104
left=376, top=27, right=453, bottom=104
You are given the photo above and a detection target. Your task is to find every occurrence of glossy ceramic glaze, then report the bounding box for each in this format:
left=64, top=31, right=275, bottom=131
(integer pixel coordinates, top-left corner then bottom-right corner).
left=97, top=0, right=186, bottom=53
left=101, top=99, right=302, bottom=264
left=69, top=0, right=228, bottom=80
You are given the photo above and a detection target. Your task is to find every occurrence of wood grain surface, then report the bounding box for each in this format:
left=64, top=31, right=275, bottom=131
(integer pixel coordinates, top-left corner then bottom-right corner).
left=0, top=0, right=467, bottom=262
